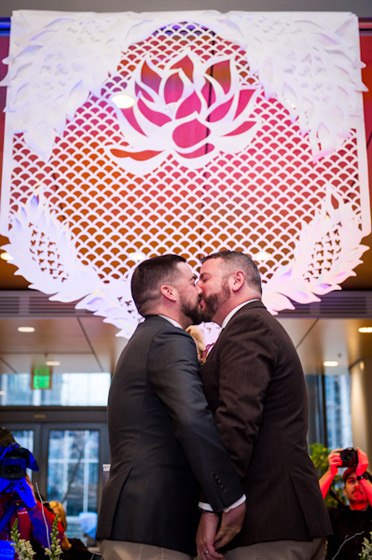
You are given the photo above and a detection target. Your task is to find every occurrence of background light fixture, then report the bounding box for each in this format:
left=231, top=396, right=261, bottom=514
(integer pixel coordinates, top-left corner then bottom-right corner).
left=17, top=326, right=35, bottom=333
left=111, top=93, right=136, bottom=109
left=0, top=252, right=13, bottom=261
left=255, top=251, right=271, bottom=262
left=323, top=360, right=339, bottom=367
left=359, top=327, right=372, bottom=333
left=129, top=251, right=147, bottom=262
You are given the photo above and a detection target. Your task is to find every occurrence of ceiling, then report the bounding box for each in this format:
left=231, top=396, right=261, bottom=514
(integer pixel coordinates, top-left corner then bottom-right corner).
left=1, top=0, right=372, bottom=18
left=0, top=22, right=372, bottom=379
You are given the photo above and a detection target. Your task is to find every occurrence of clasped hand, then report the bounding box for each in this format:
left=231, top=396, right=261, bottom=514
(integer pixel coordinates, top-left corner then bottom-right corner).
left=196, top=502, right=246, bottom=560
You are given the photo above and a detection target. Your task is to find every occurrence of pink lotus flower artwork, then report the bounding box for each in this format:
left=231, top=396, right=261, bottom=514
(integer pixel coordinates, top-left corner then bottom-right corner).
left=106, top=51, right=260, bottom=173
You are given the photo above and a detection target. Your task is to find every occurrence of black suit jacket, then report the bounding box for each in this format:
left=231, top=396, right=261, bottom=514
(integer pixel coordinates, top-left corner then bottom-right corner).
left=202, top=301, right=332, bottom=549
left=96, top=315, right=243, bottom=556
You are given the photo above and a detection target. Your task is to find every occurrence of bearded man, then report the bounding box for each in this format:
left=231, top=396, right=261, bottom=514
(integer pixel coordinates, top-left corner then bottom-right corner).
left=320, top=447, right=372, bottom=559
left=196, top=250, right=332, bottom=560
left=96, top=254, right=245, bottom=560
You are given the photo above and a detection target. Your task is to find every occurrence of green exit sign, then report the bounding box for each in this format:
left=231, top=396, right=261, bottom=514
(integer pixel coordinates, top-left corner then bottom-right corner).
left=32, top=366, right=52, bottom=390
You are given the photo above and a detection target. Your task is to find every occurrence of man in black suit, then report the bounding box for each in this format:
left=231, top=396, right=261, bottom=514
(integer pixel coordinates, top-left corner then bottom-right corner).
left=96, top=254, right=245, bottom=560
left=196, top=251, right=332, bottom=560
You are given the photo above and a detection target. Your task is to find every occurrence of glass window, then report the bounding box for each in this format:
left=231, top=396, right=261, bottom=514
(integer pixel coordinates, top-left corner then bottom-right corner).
left=0, top=372, right=110, bottom=406
left=305, top=374, right=326, bottom=445
left=9, top=430, right=34, bottom=453
left=324, top=374, right=353, bottom=449
left=47, top=429, right=99, bottom=541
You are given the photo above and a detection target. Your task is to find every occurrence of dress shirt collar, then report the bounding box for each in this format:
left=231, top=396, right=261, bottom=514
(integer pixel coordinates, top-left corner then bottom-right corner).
left=158, top=314, right=183, bottom=329
left=221, top=299, right=260, bottom=329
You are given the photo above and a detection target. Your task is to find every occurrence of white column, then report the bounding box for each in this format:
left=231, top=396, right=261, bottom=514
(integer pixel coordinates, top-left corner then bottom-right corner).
left=350, top=358, right=372, bottom=458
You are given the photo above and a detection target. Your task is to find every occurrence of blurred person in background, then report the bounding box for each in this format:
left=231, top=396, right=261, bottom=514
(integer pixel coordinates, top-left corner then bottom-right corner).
left=0, top=427, right=63, bottom=559
left=319, top=447, right=372, bottom=560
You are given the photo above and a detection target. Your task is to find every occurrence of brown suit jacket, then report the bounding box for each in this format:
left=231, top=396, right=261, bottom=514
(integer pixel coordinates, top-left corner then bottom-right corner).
left=202, top=301, right=332, bottom=549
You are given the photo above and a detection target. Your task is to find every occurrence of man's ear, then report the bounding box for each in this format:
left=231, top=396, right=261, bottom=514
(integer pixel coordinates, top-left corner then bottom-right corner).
left=230, top=270, right=245, bottom=292
left=160, top=284, right=177, bottom=302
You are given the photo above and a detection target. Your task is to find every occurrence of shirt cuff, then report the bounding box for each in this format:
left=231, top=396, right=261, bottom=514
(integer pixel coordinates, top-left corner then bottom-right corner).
left=198, top=494, right=246, bottom=513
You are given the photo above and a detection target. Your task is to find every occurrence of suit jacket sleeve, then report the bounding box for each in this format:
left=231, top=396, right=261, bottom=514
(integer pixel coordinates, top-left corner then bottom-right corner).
left=147, top=326, right=243, bottom=512
left=210, top=312, right=274, bottom=479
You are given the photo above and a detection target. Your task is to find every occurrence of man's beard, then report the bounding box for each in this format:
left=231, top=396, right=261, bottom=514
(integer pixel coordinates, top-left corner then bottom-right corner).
left=182, top=299, right=203, bottom=325
left=201, top=280, right=231, bottom=322
left=350, top=491, right=368, bottom=506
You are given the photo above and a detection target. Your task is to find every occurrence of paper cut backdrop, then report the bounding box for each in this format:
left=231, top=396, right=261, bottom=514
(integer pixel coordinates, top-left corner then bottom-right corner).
left=0, top=10, right=370, bottom=337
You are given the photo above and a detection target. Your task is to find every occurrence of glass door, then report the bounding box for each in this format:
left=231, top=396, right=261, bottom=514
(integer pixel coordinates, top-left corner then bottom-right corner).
left=3, top=415, right=109, bottom=545
left=47, top=428, right=100, bottom=541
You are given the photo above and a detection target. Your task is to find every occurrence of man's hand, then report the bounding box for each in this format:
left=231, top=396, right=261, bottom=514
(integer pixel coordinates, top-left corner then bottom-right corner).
left=328, top=449, right=343, bottom=476
left=196, top=512, right=224, bottom=560
left=16, top=474, right=37, bottom=509
left=214, top=501, right=246, bottom=550
left=355, top=447, right=369, bottom=477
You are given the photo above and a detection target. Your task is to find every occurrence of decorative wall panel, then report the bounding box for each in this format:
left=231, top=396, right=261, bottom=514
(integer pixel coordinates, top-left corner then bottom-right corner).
left=0, top=10, right=369, bottom=336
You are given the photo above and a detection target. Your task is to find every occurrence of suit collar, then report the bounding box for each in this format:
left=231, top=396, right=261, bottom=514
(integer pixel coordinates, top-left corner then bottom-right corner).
left=144, top=314, right=183, bottom=329
left=158, top=314, right=183, bottom=329
left=221, top=299, right=262, bottom=329
left=202, top=300, right=265, bottom=362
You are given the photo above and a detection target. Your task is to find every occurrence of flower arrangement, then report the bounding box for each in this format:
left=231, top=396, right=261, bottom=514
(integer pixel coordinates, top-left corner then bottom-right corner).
left=11, top=515, right=62, bottom=560
left=10, top=520, right=35, bottom=560
left=360, top=531, right=372, bottom=559
left=45, top=515, right=63, bottom=560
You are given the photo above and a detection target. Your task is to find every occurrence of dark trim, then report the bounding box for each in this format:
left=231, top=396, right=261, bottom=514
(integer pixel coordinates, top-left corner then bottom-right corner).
left=0, top=18, right=10, bottom=36
left=0, top=16, right=370, bottom=36
left=359, top=18, right=372, bottom=32
left=0, top=405, right=107, bottom=424
left=321, top=374, right=328, bottom=449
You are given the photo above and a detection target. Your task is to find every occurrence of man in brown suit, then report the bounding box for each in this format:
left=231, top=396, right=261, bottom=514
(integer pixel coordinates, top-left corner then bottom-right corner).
left=196, top=251, right=332, bottom=560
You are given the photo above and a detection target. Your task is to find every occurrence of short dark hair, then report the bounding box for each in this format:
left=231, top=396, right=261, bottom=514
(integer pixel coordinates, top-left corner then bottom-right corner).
left=201, top=251, right=262, bottom=294
left=131, top=254, right=186, bottom=316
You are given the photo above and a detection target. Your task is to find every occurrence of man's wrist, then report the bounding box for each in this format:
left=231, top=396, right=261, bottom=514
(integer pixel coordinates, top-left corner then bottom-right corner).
left=223, top=494, right=246, bottom=513
left=198, top=507, right=217, bottom=515
left=198, top=494, right=246, bottom=514
left=198, top=501, right=214, bottom=513
left=357, top=473, right=369, bottom=481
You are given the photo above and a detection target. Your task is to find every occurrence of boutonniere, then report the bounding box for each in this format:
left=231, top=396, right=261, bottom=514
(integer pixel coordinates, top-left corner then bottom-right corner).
left=199, top=343, right=215, bottom=365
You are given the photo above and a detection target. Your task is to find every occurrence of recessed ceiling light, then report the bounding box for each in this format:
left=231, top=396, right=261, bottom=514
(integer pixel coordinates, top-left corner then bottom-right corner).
left=0, top=252, right=13, bottom=261
left=359, top=327, right=372, bottom=333
left=18, top=326, right=35, bottom=333
left=111, top=93, right=136, bottom=109
left=323, top=361, right=339, bottom=367
left=46, top=361, right=60, bottom=366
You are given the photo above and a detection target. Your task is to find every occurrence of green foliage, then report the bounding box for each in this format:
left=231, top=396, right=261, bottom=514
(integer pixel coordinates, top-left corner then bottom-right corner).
left=359, top=531, right=372, bottom=559
left=309, top=442, right=345, bottom=508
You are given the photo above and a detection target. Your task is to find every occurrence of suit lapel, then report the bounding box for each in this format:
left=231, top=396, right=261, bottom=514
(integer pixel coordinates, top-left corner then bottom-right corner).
left=204, top=300, right=265, bottom=360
